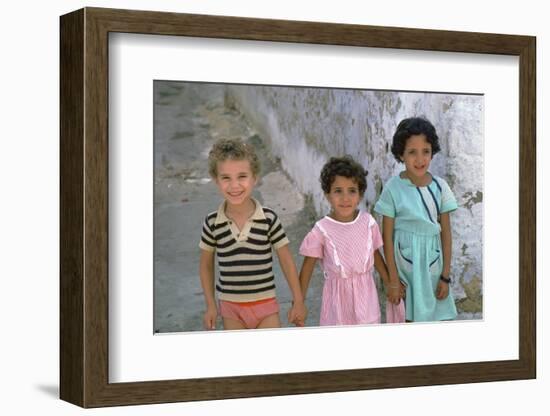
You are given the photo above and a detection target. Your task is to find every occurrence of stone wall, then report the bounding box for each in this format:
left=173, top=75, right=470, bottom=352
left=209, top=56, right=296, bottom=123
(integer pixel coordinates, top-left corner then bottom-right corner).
left=226, top=84, right=483, bottom=313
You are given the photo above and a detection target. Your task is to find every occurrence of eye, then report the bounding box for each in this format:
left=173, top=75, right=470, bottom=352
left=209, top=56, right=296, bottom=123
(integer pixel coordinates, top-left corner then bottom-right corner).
left=349, top=189, right=357, bottom=194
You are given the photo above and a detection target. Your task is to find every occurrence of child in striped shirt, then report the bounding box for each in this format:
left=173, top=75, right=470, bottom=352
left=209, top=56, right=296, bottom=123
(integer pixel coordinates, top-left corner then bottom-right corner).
left=199, top=138, right=306, bottom=330
left=298, top=156, right=395, bottom=326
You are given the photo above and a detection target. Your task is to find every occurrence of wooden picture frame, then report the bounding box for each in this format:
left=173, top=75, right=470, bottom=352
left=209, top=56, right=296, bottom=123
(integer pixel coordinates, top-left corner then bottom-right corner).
left=60, top=7, right=536, bottom=408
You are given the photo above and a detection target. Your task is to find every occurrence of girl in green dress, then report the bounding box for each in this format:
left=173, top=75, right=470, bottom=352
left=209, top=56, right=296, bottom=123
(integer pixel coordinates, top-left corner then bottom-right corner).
left=375, top=117, right=458, bottom=322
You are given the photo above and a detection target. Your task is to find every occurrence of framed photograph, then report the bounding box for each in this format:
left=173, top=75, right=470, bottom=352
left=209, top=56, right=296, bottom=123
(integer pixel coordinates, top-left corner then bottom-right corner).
left=60, top=7, right=536, bottom=408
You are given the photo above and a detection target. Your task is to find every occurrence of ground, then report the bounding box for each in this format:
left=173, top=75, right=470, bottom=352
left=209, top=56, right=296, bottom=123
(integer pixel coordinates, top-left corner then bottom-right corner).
left=153, top=81, right=325, bottom=332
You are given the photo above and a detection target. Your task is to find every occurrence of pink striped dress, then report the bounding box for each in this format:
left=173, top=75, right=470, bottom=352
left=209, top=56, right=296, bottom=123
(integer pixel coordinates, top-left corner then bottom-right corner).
left=300, top=211, right=383, bottom=326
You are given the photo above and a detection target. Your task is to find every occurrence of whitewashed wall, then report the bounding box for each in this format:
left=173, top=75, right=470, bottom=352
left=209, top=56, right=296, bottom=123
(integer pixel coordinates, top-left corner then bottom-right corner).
left=227, top=85, right=483, bottom=312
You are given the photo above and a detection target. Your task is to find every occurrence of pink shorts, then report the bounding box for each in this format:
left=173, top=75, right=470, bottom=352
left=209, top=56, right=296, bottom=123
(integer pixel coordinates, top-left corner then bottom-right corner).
left=218, top=298, right=279, bottom=329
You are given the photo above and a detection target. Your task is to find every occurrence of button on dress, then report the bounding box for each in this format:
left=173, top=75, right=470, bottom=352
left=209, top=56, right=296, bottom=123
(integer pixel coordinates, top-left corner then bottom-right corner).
left=375, top=174, right=458, bottom=322
left=299, top=211, right=383, bottom=326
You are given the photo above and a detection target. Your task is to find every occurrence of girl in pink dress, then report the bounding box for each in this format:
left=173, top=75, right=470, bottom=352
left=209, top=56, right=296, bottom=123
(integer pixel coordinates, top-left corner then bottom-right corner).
left=298, top=156, right=402, bottom=326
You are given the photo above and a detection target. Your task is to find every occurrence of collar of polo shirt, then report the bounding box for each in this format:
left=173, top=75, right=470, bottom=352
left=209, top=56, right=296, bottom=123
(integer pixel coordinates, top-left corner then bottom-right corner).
left=214, top=197, right=266, bottom=225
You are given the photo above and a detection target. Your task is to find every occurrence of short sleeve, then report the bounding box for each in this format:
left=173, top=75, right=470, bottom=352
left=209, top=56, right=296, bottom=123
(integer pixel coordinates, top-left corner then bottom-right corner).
left=268, top=213, right=290, bottom=250
left=199, top=216, right=216, bottom=252
left=299, top=226, right=324, bottom=259
left=369, top=217, right=384, bottom=251
left=439, top=178, right=458, bottom=213
left=374, top=181, right=396, bottom=218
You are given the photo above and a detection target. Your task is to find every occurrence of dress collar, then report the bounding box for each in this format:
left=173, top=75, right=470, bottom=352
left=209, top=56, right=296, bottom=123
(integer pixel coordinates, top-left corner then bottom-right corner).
left=324, top=210, right=363, bottom=225
left=399, top=171, right=434, bottom=187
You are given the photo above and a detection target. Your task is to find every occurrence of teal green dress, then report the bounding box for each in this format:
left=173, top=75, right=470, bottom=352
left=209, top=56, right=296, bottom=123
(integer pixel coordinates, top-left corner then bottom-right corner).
left=374, top=173, right=458, bottom=322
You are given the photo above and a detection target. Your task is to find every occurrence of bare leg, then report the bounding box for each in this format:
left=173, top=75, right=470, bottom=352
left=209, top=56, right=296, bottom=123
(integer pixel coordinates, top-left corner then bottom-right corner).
left=256, top=313, right=281, bottom=329
left=223, top=317, right=246, bottom=330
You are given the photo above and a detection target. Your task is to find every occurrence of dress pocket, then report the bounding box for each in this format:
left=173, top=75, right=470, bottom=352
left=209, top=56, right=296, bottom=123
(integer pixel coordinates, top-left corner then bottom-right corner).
left=428, top=248, right=441, bottom=275
left=397, top=243, right=440, bottom=275
left=396, top=243, right=413, bottom=272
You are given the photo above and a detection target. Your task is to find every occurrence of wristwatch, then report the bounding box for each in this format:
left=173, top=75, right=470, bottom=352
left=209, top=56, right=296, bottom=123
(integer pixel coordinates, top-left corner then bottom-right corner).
left=439, top=275, right=452, bottom=284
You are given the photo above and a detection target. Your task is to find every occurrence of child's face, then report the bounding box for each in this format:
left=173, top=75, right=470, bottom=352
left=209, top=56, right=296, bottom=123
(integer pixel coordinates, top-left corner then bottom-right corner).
left=325, top=175, right=361, bottom=222
left=400, top=134, right=432, bottom=180
left=214, top=159, right=257, bottom=207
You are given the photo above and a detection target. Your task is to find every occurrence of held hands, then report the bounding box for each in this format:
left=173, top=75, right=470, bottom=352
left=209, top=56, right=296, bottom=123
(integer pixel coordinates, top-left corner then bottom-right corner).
left=288, top=300, right=307, bottom=327
left=203, top=306, right=218, bottom=330
left=385, top=280, right=405, bottom=305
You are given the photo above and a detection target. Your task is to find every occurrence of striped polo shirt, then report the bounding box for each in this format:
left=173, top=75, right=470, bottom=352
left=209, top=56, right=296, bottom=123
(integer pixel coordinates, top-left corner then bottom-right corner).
left=199, top=198, right=289, bottom=302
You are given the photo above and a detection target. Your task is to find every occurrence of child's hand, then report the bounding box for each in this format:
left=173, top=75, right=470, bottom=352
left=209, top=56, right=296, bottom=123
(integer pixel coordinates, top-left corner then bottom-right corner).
left=385, top=281, right=404, bottom=305
left=436, top=280, right=450, bottom=300
left=399, top=282, right=406, bottom=299
left=203, top=307, right=217, bottom=330
left=288, top=301, right=307, bottom=327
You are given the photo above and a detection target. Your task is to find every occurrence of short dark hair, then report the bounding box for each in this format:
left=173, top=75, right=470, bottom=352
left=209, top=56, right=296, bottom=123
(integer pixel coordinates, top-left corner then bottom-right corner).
left=391, top=117, right=441, bottom=163
left=320, top=155, right=367, bottom=196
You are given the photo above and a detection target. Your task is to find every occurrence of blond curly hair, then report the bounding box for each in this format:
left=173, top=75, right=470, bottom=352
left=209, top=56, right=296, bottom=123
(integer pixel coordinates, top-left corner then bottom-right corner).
left=208, top=138, right=260, bottom=178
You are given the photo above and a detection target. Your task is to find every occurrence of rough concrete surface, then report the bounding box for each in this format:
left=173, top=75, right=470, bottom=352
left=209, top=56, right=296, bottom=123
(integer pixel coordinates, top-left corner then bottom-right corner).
left=229, top=84, right=484, bottom=313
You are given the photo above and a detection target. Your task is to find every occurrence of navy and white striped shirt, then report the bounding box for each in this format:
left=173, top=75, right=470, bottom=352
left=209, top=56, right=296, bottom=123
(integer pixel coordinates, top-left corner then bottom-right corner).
left=199, top=199, right=289, bottom=302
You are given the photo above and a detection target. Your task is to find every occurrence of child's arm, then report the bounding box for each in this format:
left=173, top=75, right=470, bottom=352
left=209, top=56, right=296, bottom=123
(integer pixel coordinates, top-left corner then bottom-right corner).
left=436, top=212, right=452, bottom=300
left=276, top=245, right=307, bottom=326
left=382, top=216, right=404, bottom=304
left=374, top=250, right=404, bottom=301
left=298, top=256, right=317, bottom=301
left=199, top=248, right=217, bottom=329
left=373, top=250, right=389, bottom=286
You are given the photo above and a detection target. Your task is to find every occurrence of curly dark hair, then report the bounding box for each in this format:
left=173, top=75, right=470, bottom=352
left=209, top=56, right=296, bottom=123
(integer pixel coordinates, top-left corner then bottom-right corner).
left=391, top=117, right=441, bottom=163
left=320, top=155, right=367, bottom=196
